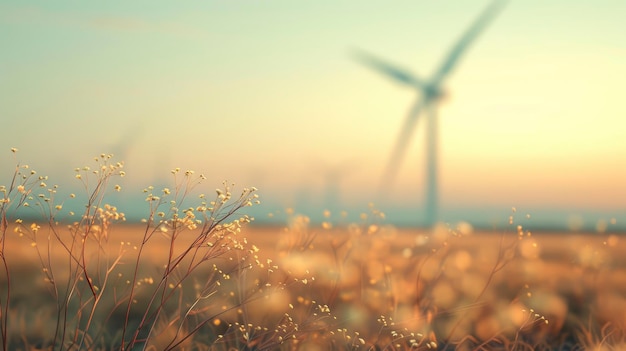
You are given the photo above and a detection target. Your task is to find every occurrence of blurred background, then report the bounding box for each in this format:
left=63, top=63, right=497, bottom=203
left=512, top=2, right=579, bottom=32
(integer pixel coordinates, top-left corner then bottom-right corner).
left=1, top=0, right=625, bottom=230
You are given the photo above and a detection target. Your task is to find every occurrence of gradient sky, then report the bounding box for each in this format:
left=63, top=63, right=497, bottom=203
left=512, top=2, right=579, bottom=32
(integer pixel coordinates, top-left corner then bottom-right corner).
left=1, top=1, right=625, bottom=226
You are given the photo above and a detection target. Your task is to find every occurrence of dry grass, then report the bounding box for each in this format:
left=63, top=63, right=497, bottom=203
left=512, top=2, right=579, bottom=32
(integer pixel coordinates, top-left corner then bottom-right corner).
left=2, top=149, right=625, bottom=350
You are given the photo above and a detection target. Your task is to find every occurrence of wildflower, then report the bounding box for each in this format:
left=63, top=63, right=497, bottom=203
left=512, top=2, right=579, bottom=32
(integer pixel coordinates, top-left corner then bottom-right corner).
left=146, top=195, right=159, bottom=202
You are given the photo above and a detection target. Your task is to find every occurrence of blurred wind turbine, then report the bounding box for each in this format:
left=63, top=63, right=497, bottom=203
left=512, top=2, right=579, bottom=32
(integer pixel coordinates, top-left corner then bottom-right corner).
left=319, top=161, right=355, bottom=214
left=109, top=121, right=144, bottom=166
left=353, top=0, right=507, bottom=227
left=308, top=157, right=356, bottom=214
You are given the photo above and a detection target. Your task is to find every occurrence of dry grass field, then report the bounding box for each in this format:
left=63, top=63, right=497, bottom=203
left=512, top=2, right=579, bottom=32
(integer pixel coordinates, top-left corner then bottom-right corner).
left=2, top=152, right=625, bottom=350
left=3, top=218, right=626, bottom=350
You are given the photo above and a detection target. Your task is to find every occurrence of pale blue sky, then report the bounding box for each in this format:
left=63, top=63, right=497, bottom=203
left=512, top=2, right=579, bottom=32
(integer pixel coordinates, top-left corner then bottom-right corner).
left=1, top=1, right=625, bottom=227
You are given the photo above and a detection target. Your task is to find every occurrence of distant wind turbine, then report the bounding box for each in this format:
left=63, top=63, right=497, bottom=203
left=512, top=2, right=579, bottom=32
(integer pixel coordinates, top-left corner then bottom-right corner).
left=319, top=160, right=355, bottom=214
left=109, top=121, right=144, bottom=165
left=353, top=0, right=507, bottom=227
left=308, top=157, right=356, bottom=213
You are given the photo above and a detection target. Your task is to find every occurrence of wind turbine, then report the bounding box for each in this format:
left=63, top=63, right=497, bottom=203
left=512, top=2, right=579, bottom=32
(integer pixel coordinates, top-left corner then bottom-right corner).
left=108, top=120, right=145, bottom=165
left=353, top=0, right=507, bottom=227
left=319, top=160, right=355, bottom=214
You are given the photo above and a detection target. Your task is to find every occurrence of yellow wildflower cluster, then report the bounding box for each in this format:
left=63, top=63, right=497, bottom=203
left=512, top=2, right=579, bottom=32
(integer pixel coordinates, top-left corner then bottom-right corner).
left=170, top=207, right=200, bottom=231
left=74, top=153, right=125, bottom=183
left=96, top=204, right=126, bottom=222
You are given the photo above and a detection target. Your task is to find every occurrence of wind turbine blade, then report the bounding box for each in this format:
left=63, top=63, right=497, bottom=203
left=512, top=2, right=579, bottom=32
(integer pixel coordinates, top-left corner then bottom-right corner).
left=378, top=98, right=428, bottom=195
left=352, top=48, right=427, bottom=89
left=432, top=0, right=507, bottom=84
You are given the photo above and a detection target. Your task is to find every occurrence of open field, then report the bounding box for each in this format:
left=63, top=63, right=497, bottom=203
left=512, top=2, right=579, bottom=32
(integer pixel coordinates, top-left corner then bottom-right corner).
left=3, top=218, right=626, bottom=350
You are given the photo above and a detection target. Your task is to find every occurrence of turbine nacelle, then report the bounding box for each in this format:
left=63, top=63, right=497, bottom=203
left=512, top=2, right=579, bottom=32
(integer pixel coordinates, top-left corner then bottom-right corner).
left=422, top=84, right=447, bottom=103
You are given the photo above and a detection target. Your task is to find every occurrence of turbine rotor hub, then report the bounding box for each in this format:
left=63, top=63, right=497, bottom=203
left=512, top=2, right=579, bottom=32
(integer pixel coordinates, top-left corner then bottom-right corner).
left=423, top=85, right=446, bottom=101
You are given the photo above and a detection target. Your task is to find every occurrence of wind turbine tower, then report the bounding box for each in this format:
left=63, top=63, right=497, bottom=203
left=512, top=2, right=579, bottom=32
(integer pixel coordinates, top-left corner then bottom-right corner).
left=353, top=0, right=506, bottom=227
